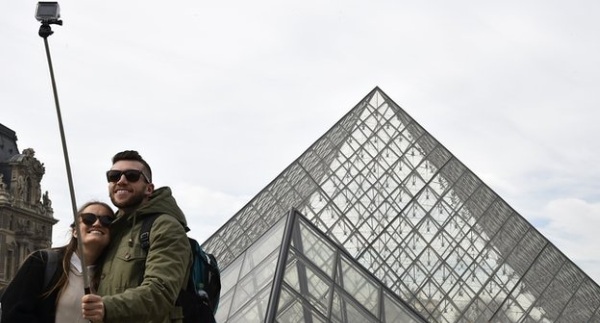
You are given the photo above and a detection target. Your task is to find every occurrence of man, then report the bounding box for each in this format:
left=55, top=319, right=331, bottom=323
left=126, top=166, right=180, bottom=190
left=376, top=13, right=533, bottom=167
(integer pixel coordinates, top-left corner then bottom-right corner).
left=82, top=150, right=191, bottom=322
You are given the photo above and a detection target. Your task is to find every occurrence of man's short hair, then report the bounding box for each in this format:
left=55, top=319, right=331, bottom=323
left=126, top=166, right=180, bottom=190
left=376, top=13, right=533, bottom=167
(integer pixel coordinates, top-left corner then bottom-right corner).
left=112, top=150, right=153, bottom=183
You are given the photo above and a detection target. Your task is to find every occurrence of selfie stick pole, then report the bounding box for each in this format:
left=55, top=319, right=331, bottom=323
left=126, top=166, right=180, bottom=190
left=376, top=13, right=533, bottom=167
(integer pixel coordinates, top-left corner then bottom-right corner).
left=37, top=6, right=92, bottom=294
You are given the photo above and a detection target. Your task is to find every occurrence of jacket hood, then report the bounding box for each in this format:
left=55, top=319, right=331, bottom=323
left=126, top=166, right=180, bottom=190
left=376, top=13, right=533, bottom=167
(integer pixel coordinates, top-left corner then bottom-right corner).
left=125, top=186, right=189, bottom=230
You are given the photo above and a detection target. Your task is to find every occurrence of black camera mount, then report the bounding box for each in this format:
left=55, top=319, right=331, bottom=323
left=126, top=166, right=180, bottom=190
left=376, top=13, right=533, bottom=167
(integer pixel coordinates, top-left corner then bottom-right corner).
left=38, top=19, right=62, bottom=38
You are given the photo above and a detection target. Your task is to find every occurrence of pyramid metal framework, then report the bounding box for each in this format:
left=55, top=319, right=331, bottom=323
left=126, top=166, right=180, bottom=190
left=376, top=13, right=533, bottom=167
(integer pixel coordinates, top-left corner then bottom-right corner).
left=203, top=87, right=600, bottom=322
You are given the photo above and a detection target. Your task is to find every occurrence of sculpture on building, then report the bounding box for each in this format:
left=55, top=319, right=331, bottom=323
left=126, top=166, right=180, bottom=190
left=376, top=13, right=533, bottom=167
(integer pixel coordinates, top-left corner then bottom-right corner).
left=16, top=174, right=26, bottom=201
left=42, top=190, right=52, bottom=208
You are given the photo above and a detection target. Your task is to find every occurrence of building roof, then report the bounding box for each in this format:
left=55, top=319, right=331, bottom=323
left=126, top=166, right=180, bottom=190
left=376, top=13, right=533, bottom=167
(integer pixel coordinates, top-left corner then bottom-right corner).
left=0, top=123, right=19, bottom=162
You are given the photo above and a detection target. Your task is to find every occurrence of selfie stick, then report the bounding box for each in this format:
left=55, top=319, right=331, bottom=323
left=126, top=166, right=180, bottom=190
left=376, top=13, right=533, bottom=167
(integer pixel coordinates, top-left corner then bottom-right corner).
left=36, top=2, right=92, bottom=294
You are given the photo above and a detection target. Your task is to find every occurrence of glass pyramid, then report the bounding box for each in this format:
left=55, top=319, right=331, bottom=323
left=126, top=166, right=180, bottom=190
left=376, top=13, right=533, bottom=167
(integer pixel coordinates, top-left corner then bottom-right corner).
left=203, top=87, right=600, bottom=322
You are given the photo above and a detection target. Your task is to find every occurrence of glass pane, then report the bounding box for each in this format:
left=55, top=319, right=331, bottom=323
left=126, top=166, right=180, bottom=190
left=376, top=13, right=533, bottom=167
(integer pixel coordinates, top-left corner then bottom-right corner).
left=339, top=256, right=380, bottom=316
left=283, top=252, right=332, bottom=315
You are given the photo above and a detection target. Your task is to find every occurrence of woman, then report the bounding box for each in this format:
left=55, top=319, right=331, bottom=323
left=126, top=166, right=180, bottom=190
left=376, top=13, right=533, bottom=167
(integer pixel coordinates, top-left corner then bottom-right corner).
left=0, top=201, right=114, bottom=323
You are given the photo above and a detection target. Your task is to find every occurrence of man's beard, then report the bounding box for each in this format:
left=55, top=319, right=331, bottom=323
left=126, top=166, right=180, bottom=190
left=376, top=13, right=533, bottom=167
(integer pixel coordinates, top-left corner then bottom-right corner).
left=110, top=191, right=146, bottom=210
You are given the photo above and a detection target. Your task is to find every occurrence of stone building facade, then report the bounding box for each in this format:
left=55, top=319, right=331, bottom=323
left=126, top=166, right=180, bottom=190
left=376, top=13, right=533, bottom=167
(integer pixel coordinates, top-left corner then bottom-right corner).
left=0, top=123, right=57, bottom=289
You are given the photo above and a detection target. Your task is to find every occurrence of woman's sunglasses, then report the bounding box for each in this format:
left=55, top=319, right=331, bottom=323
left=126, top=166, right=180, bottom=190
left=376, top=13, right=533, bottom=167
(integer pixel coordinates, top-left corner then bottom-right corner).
left=106, top=169, right=150, bottom=183
left=80, top=213, right=114, bottom=228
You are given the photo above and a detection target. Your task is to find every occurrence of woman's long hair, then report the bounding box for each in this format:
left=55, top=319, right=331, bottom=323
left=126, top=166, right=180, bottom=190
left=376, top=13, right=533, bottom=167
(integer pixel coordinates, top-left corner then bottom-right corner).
left=43, top=200, right=114, bottom=299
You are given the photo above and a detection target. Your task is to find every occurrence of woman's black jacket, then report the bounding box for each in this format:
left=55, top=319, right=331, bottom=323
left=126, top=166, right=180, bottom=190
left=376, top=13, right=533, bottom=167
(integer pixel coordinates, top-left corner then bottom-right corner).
left=0, top=249, right=63, bottom=323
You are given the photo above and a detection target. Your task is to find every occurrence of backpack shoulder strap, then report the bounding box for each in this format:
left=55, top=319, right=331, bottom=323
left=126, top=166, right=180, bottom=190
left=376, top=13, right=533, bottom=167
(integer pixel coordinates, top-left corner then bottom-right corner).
left=139, top=214, right=162, bottom=251
left=138, top=214, right=163, bottom=285
left=43, top=249, right=59, bottom=289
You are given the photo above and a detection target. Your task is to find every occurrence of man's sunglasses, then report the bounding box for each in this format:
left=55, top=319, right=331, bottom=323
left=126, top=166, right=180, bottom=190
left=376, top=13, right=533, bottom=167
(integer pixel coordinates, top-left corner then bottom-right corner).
left=106, top=169, right=150, bottom=183
left=80, top=213, right=114, bottom=228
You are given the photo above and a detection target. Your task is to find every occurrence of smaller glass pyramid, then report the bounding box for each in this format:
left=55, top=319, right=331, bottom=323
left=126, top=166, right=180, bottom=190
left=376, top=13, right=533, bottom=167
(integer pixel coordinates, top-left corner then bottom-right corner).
left=217, top=209, right=426, bottom=322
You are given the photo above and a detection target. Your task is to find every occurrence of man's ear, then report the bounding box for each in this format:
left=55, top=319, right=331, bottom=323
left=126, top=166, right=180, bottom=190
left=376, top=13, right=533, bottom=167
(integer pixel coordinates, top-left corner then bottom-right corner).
left=145, top=183, right=155, bottom=197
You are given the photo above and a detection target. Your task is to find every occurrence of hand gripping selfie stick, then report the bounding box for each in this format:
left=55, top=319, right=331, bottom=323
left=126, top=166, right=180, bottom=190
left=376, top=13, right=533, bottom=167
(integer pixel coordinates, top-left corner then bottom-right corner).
left=36, top=2, right=92, bottom=295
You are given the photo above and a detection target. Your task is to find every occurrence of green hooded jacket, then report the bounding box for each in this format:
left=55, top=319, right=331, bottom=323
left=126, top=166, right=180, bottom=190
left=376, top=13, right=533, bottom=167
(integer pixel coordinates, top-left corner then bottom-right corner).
left=97, top=187, right=192, bottom=323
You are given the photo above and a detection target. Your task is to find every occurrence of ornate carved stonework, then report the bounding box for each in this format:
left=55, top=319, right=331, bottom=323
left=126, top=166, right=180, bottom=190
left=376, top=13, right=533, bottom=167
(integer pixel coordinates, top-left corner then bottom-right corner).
left=0, top=124, right=57, bottom=289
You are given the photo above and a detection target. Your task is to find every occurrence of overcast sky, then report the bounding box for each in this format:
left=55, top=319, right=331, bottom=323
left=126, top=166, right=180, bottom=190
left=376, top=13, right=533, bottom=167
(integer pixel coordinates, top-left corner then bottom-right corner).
left=3, top=1, right=600, bottom=283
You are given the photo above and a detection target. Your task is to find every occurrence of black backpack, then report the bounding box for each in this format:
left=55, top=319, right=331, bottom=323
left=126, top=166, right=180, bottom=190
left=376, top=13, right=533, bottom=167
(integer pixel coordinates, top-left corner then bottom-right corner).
left=139, top=215, right=221, bottom=323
